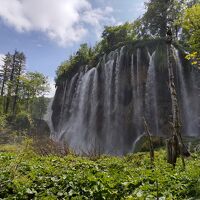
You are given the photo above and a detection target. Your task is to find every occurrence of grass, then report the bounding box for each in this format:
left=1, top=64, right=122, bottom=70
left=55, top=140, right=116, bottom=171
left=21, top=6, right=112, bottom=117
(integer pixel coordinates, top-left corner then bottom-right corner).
left=0, top=138, right=200, bottom=200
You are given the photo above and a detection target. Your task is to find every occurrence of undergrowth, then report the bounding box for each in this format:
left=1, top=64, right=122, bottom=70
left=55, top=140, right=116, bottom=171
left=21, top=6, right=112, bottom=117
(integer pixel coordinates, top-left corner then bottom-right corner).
left=0, top=140, right=200, bottom=200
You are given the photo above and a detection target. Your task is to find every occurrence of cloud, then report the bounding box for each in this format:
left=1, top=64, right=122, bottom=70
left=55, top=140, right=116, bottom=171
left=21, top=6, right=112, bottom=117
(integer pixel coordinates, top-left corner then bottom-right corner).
left=0, top=0, right=115, bottom=46
left=46, top=77, right=56, bottom=98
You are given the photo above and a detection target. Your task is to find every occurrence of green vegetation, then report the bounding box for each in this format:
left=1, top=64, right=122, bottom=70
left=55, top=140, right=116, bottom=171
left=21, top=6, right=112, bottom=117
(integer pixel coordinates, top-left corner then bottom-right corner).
left=55, top=23, right=138, bottom=84
left=1, top=1, right=200, bottom=199
left=182, top=4, right=200, bottom=68
left=0, top=51, right=50, bottom=131
left=0, top=140, right=200, bottom=199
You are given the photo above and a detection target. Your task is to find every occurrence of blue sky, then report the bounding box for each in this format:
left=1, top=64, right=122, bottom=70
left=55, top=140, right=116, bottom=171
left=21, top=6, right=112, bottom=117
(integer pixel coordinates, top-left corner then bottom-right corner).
left=0, top=0, right=147, bottom=96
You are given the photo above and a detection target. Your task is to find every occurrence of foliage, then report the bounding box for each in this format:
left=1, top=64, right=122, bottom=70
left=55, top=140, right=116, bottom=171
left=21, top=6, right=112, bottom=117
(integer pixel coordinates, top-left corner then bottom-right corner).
left=14, top=111, right=33, bottom=130
left=0, top=51, right=26, bottom=114
left=56, top=43, right=93, bottom=81
left=182, top=4, right=200, bottom=68
left=140, top=0, right=194, bottom=40
left=0, top=143, right=200, bottom=199
left=20, top=72, right=50, bottom=119
left=0, top=51, right=50, bottom=131
left=142, top=0, right=170, bottom=37
left=21, top=72, right=50, bottom=98
left=185, top=52, right=200, bottom=68
left=101, top=23, right=137, bottom=52
left=30, top=96, right=50, bottom=120
left=133, top=135, right=165, bottom=153
left=55, top=23, right=138, bottom=83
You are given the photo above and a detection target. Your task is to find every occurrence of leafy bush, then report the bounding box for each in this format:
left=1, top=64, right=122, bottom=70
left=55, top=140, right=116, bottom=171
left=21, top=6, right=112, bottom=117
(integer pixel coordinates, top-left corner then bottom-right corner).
left=14, top=111, right=33, bottom=130
left=0, top=144, right=200, bottom=199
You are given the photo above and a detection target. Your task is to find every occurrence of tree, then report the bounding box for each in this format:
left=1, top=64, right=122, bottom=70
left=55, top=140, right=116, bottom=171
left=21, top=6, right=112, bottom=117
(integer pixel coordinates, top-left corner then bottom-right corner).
left=76, top=43, right=92, bottom=65
left=142, top=0, right=169, bottom=37
left=182, top=4, right=200, bottom=68
left=141, top=0, right=185, bottom=38
left=0, top=53, right=12, bottom=97
left=31, top=96, right=49, bottom=120
left=3, top=51, right=26, bottom=114
left=12, top=52, right=26, bottom=114
left=5, top=51, right=16, bottom=113
left=101, top=23, right=137, bottom=51
left=21, top=72, right=50, bottom=112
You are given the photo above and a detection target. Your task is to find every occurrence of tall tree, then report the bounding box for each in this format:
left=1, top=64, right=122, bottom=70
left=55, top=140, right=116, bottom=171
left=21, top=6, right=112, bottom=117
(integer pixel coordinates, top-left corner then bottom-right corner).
left=4, top=51, right=26, bottom=114
left=12, top=52, right=26, bottom=114
left=142, top=0, right=170, bottom=37
left=101, top=23, right=137, bottom=51
left=182, top=4, right=200, bottom=68
left=0, top=53, right=12, bottom=97
left=21, top=72, right=49, bottom=112
left=141, top=0, right=185, bottom=38
left=5, top=52, right=16, bottom=113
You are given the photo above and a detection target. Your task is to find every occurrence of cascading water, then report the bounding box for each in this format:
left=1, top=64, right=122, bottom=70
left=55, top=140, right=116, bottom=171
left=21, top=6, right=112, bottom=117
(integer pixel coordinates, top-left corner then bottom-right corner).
left=44, top=98, right=54, bottom=136
left=190, top=70, right=200, bottom=134
left=132, top=49, right=143, bottom=139
left=51, top=43, right=200, bottom=155
left=173, top=48, right=199, bottom=136
left=145, top=51, right=159, bottom=135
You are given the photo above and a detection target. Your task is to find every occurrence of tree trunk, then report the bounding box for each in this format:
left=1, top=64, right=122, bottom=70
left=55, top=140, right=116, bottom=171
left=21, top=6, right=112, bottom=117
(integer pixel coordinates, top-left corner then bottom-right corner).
left=166, top=43, right=189, bottom=169
left=143, top=117, right=154, bottom=165
left=1, top=70, right=7, bottom=96
left=5, top=53, right=16, bottom=114
left=12, top=61, right=22, bottom=115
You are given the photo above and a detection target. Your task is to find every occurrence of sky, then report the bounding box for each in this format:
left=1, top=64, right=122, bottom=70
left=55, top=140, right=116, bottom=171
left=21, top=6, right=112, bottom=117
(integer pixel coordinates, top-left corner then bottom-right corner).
left=0, top=0, right=147, bottom=96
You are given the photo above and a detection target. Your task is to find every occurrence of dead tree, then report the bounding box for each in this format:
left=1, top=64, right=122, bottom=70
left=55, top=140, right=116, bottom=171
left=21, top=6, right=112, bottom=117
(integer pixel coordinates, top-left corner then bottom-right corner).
left=143, top=117, right=154, bottom=165
left=166, top=38, right=190, bottom=169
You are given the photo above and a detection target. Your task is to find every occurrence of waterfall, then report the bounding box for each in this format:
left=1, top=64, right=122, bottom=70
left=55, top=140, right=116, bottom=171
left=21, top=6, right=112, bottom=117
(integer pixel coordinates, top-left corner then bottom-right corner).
left=60, top=68, right=96, bottom=153
left=43, top=98, right=54, bottom=137
left=173, top=48, right=199, bottom=136
left=145, top=51, right=159, bottom=135
left=190, top=70, right=200, bottom=135
left=51, top=44, right=200, bottom=155
left=102, top=49, right=118, bottom=153
left=134, top=49, right=143, bottom=137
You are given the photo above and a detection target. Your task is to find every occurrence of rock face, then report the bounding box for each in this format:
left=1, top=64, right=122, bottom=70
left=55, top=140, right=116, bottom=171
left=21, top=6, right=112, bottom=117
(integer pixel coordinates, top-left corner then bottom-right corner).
left=50, top=40, right=200, bottom=155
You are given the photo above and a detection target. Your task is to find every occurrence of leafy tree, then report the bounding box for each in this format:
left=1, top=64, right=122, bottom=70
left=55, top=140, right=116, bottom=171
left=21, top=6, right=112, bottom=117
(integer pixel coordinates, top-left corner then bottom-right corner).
left=5, top=51, right=18, bottom=113
left=0, top=51, right=50, bottom=131
left=101, top=23, right=137, bottom=52
left=182, top=4, right=200, bottom=67
left=21, top=72, right=49, bottom=112
left=141, top=0, right=185, bottom=38
left=142, top=0, right=170, bottom=37
left=0, top=53, right=12, bottom=97
left=76, top=43, right=92, bottom=65
left=56, top=43, right=94, bottom=81
left=2, top=51, right=26, bottom=114
left=12, top=52, right=26, bottom=114
left=31, top=96, right=49, bottom=120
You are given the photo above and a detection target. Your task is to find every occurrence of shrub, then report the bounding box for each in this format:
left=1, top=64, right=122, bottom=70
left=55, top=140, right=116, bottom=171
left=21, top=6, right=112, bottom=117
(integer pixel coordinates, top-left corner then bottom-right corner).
left=14, top=112, right=33, bottom=130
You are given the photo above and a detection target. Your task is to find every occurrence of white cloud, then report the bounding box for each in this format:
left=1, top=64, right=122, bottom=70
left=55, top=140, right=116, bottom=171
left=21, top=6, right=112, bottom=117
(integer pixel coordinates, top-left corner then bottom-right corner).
left=46, top=77, right=56, bottom=98
left=0, top=0, right=115, bottom=46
